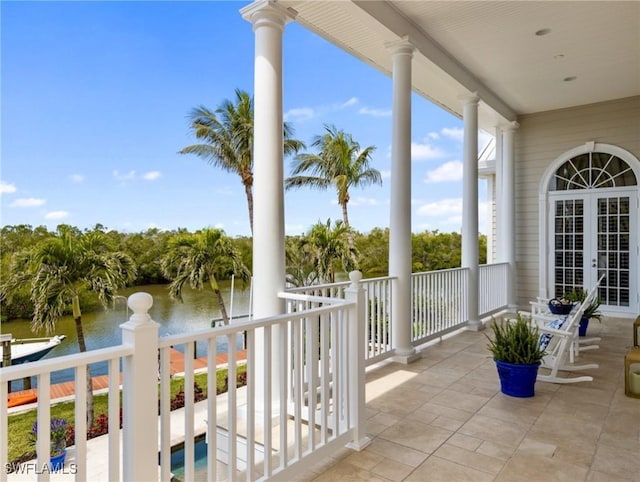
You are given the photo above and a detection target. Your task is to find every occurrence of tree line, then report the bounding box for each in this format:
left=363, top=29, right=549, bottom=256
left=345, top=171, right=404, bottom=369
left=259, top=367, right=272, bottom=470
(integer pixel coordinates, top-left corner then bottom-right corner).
left=1, top=223, right=485, bottom=323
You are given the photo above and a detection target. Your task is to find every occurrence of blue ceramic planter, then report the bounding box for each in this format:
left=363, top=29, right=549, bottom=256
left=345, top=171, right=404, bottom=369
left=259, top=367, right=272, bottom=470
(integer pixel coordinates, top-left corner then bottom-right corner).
left=578, top=317, right=589, bottom=337
left=49, top=450, right=66, bottom=472
left=495, top=360, right=540, bottom=397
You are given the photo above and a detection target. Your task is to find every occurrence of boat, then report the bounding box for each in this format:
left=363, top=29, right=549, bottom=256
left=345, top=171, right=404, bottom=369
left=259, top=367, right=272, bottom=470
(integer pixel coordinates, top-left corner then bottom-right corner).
left=2, top=335, right=67, bottom=365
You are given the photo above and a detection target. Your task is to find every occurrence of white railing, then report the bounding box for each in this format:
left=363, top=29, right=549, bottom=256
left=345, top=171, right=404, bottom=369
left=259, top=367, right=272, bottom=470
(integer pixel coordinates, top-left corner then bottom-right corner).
left=478, top=262, right=509, bottom=317
left=1, top=272, right=368, bottom=482
left=411, top=267, right=469, bottom=345
left=1, top=346, right=131, bottom=482
left=287, top=276, right=395, bottom=365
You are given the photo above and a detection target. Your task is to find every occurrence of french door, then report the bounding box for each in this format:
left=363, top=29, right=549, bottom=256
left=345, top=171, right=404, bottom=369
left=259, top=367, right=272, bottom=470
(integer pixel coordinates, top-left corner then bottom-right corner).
left=550, top=189, right=638, bottom=314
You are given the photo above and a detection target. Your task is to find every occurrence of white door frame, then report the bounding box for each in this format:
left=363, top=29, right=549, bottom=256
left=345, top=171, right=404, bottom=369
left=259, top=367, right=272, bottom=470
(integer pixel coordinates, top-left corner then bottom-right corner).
left=539, top=142, right=640, bottom=316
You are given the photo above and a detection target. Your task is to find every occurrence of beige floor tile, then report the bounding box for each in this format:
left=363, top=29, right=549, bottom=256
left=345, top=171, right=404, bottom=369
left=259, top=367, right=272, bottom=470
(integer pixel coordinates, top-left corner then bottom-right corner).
left=434, top=443, right=505, bottom=475
left=428, top=388, right=492, bottom=412
left=587, top=469, right=633, bottom=482
left=446, top=433, right=483, bottom=452
left=311, top=461, right=389, bottom=482
left=429, top=415, right=466, bottom=431
left=378, top=419, right=453, bottom=455
left=414, top=401, right=474, bottom=422
left=371, top=458, right=414, bottom=481
left=366, top=437, right=428, bottom=468
left=405, top=455, right=495, bottom=482
left=458, top=413, right=529, bottom=447
left=475, top=440, right=516, bottom=461
left=495, top=453, right=588, bottom=482
left=516, top=437, right=556, bottom=457
left=591, top=443, right=640, bottom=479
left=343, top=450, right=385, bottom=470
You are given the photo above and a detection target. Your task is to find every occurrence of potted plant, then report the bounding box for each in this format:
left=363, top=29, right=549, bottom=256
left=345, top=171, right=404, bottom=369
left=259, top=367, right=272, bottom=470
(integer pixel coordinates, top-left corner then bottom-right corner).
left=487, top=314, right=546, bottom=397
left=31, top=417, right=68, bottom=471
left=564, top=288, right=602, bottom=336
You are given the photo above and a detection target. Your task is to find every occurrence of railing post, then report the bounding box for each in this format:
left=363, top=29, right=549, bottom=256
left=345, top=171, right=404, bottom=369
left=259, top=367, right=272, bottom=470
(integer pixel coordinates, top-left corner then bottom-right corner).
left=344, top=271, right=371, bottom=451
left=121, top=293, right=159, bottom=481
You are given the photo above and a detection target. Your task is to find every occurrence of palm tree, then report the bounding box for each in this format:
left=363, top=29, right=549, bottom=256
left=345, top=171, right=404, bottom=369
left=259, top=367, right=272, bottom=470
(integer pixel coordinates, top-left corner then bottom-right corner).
left=285, top=236, right=319, bottom=288
left=285, top=124, right=381, bottom=231
left=304, top=219, right=358, bottom=284
left=179, top=89, right=305, bottom=234
left=2, top=225, right=136, bottom=425
left=161, top=228, right=249, bottom=325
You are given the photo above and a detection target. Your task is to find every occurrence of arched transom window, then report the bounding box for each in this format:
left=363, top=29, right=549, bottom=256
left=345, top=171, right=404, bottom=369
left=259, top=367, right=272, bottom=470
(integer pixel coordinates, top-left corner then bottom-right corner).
left=550, top=152, right=637, bottom=191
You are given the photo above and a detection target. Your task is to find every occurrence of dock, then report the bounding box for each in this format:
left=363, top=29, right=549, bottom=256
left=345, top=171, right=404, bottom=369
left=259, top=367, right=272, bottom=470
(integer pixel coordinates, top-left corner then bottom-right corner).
left=6, top=348, right=247, bottom=408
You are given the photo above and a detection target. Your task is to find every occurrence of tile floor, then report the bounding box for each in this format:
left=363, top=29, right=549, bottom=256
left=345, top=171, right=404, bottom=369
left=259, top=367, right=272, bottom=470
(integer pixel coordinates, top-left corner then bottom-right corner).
left=298, top=316, right=640, bottom=482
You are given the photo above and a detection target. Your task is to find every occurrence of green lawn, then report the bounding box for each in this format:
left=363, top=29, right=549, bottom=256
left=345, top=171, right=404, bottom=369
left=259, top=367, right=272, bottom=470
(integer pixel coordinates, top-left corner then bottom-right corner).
left=8, top=364, right=246, bottom=463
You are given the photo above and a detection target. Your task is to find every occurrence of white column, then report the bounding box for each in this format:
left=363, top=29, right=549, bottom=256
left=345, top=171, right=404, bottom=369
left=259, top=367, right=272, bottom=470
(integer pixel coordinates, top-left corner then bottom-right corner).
left=121, top=293, right=159, bottom=481
left=387, top=38, right=419, bottom=363
left=461, top=94, right=482, bottom=330
left=241, top=0, right=291, bottom=414
left=501, top=122, right=519, bottom=308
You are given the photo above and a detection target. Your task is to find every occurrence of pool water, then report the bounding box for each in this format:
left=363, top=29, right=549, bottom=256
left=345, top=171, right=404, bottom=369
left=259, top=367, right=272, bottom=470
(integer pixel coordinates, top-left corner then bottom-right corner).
left=169, top=438, right=209, bottom=481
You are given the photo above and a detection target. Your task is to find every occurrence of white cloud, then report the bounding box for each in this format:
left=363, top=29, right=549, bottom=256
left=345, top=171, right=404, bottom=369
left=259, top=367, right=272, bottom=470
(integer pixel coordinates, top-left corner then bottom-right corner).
left=45, top=210, right=70, bottom=220
left=0, top=181, right=17, bottom=194
left=380, top=169, right=391, bottom=179
left=339, top=97, right=358, bottom=108
left=417, top=198, right=462, bottom=217
left=285, top=97, right=358, bottom=123
left=441, top=127, right=464, bottom=142
left=424, top=160, right=463, bottom=183
left=283, top=107, right=315, bottom=122
left=70, top=174, right=84, bottom=183
left=349, top=197, right=379, bottom=207
left=113, top=170, right=136, bottom=181
left=358, top=107, right=392, bottom=117
left=416, top=199, right=490, bottom=234
left=411, top=141, right=446, bottom=161
left=427, top=132, right=440, bottom=140
left=9, top=197, right=46, bottom=208
left=143, top=171, right=161, bottom=181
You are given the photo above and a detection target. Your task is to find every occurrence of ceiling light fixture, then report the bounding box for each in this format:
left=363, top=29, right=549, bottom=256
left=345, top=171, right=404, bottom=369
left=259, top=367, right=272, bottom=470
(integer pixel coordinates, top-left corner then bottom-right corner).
left=535, top=28, right=551, bottom=36
left=563, top=76, right=577, bottom=82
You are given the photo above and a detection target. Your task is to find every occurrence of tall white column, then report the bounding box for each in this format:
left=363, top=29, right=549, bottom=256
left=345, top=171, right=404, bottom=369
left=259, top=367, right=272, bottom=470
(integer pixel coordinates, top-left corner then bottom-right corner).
left=387, top=38, right=419, bottom=362
left=461, top=94, right=482, bottom=330
left=241, top=0, right=290, bottom=414
left=501, top=122, right=518, bottom=308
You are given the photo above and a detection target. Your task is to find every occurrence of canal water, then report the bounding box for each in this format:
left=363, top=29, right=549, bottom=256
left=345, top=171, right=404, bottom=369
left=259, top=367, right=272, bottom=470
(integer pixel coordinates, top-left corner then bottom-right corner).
left=3, top=281, right=251, bottom=388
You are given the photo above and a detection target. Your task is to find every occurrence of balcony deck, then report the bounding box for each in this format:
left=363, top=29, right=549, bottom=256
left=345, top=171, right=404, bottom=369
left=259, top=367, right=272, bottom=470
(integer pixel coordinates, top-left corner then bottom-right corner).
left=298, top=316, right=640, bottom=481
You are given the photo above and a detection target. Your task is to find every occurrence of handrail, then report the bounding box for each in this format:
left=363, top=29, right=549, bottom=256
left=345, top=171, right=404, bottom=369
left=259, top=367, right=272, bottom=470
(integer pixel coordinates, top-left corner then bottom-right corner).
left=0, top=344, right=133, bottom=380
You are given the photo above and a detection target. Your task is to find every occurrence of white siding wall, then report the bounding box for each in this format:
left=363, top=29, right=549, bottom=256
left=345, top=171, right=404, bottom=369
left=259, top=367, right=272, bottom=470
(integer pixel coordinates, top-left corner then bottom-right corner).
left=514, top=96, right=640, bottom=307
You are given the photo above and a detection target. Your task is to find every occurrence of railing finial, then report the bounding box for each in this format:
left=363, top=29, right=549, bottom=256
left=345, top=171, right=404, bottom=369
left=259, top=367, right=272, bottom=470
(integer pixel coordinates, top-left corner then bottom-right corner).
left=349, top=270, right=363, bottom=286
left=127, top=292, right=153, bottom=325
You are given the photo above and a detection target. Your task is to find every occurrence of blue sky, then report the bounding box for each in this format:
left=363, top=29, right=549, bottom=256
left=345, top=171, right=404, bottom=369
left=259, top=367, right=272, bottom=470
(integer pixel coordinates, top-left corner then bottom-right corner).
left=1, top=1, right=491, bottom=237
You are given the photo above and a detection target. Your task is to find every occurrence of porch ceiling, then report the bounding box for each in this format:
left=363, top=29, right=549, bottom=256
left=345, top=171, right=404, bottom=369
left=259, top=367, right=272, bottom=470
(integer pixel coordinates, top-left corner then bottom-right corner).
left=279, top=0, right=640, bottom=131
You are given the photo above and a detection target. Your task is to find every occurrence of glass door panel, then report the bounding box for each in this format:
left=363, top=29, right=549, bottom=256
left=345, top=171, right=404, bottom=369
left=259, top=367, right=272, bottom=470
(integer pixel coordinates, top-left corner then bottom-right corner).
left=596, top=196, right=631, bottom=307
left=553, top=198, right=585, bottom=297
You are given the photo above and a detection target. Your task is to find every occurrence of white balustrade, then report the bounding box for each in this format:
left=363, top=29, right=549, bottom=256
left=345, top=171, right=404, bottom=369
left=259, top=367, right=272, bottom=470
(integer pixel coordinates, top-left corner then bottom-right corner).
left=478, top=262, right=510, bottom=317
left=411, top=267, right=469, bottom=344
left=287, top=276, right=395, bottom=365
